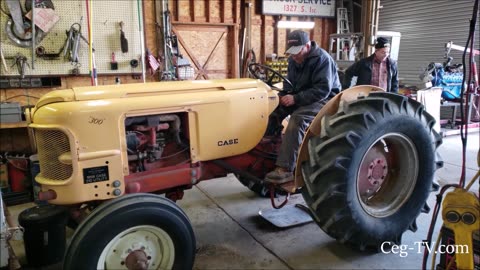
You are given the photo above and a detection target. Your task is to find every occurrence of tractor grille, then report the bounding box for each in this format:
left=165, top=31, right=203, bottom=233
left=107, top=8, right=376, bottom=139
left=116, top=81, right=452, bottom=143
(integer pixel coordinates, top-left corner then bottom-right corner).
left=35, top=129, right=73, bottom=181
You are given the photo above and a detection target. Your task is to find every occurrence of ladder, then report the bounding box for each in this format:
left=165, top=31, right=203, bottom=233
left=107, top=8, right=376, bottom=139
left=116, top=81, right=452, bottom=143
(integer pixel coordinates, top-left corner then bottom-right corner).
left=337, top=0, right=354, bottom=32
left=336, top=8, right=350, bottom=60
left=337, top=8, right=350, bottom=34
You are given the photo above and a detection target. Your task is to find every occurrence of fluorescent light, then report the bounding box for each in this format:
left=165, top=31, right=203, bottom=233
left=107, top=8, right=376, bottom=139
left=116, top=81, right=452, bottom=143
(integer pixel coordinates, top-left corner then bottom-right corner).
left=277, top=21, right=315, bottom=29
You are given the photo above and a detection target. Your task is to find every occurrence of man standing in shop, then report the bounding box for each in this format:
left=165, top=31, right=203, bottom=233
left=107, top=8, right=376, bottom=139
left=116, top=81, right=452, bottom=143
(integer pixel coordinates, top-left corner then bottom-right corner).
left=343, top=37, right=399, bottom=93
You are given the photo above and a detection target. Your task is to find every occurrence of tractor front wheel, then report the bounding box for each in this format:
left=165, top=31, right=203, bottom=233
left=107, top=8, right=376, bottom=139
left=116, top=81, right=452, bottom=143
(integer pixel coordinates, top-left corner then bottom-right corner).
left=63, top=194, right=195, bottom=270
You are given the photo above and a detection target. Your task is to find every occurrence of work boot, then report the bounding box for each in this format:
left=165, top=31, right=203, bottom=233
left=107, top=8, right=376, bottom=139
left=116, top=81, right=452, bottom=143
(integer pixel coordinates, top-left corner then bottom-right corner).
left=265, top=167, right=293, bottom=184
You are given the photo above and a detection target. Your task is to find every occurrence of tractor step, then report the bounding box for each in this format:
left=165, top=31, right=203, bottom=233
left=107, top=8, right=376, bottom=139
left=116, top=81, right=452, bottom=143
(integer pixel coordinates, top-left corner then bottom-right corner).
left=258, top=204, right=313, bottom=228
left=277, top=181, right=297, bottom=193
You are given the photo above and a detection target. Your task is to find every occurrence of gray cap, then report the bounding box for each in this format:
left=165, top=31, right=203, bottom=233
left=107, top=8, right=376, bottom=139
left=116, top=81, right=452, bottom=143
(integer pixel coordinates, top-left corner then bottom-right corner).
left=285, top=30, right=309, bottom=55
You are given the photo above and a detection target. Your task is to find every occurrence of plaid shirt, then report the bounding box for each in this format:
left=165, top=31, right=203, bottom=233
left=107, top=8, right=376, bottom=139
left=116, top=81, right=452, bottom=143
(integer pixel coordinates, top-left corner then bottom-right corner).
left=371, top=57, right=389, bottom=90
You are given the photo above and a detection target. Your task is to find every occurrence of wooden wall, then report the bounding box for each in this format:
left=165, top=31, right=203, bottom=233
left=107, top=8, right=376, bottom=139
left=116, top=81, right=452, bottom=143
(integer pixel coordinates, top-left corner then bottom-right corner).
left=168, top=0, right=336, bottom=64
left=1, top=0, right=336, bottom=107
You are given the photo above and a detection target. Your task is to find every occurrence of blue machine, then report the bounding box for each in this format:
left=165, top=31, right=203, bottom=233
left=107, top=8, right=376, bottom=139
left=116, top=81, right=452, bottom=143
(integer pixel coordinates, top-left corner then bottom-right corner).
left=424, top=61, right=464, bottom=101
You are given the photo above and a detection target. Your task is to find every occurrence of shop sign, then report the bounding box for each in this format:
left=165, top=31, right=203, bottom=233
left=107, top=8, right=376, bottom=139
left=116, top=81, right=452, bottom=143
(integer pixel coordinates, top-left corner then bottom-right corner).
left=262, top=0, right=336, bottom=17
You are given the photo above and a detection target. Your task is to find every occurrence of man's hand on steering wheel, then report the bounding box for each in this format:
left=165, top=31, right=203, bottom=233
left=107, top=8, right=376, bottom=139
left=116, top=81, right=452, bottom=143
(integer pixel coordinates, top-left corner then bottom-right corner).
left=279, top=95, right=295, bottom=107
left=248, top=63, right=294, bottom=92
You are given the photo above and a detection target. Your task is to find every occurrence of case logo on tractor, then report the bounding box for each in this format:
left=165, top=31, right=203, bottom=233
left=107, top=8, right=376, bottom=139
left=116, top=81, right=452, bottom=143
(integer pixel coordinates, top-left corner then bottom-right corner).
left=218, top=138, right=239, bottom=146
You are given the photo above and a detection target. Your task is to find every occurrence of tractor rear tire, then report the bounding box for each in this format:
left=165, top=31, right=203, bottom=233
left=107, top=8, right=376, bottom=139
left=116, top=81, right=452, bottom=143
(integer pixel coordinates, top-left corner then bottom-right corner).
left=63, top=193, right=195, bottom=270
left=301, top=92, right=442, bottom=251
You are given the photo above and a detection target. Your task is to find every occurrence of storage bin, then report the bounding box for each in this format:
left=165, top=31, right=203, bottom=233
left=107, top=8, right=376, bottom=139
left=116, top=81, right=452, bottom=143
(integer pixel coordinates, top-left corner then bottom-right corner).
left=18, top=205, right=68, bottom=267
left=0, top=102, right=22, bottom=123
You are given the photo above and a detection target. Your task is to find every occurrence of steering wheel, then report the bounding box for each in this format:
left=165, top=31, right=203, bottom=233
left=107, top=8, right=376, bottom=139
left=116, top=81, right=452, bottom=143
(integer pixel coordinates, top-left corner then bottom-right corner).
left=248, top=63, right=294, bottom=92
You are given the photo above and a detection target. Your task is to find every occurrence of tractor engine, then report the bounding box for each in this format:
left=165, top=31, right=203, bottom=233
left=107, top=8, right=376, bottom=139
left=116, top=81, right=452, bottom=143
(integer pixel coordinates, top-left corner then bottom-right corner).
left=125, top=113, right=189, bottom=174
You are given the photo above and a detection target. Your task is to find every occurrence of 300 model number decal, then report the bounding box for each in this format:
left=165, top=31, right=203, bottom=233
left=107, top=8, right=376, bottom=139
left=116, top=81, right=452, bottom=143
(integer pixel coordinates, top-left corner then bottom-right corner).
left=89, top=116, right=105, bottom=125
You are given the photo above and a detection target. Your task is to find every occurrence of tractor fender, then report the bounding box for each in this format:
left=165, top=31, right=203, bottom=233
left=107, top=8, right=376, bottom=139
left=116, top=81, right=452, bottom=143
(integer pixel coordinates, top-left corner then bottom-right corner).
left=294, top=85, right=385, bottom=188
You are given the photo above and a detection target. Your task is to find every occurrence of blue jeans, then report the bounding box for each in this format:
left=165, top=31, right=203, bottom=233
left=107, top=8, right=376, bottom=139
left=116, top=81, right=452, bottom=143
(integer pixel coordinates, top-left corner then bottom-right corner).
left=268, top=100, right=326, bottom=171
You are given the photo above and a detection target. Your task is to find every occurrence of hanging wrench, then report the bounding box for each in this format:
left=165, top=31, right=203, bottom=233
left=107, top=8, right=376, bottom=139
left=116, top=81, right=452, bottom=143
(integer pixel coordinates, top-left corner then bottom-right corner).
left=10, top=54, right=29, bottom=79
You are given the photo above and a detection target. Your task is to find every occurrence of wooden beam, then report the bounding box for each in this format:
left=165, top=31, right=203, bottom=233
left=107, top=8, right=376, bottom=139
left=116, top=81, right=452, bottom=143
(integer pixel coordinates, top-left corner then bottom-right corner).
left=154, top=0, right=163, bottom=57
left=189, top=0, right=195, bottom=22
left=233, top=0, right=238, bottom=24
left=232, top=25, right=239, bottom=78
left=285, top=16, right=291, bottom=50
left=202, top=32, right=226, bottom=72
left=321, top=18, right=328, bottom=49
left=261, top=15, right=266, bottom=63
left=206, top=0, right=210, bottom=22
left=273, top=16, right=278, bottom=55
left=172, top=21, right=236, bottom=27
left=206, top=70, right=229, bottom=74
left=175, top=0, right=179, bottom=21
left=245, top=0, right=252, bottom=53
left=220, top=0, right=225, bottom=23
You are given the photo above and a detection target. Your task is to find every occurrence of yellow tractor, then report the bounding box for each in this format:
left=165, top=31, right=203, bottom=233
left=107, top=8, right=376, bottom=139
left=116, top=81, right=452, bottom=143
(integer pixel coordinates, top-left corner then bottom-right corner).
left=26, top=65, right=441, bottom=269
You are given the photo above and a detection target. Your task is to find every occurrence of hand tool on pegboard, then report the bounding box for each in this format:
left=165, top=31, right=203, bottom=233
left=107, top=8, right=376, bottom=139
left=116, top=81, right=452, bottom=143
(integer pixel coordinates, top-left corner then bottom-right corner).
left=9, top=54, right=29, bottom=79
left=110, top=53, right=118, bottom=70
left=62, top=21, right=88, bottom=64
left=120, top=21, right=129, bottom=53
left=5, top=0, right=26, bottom=39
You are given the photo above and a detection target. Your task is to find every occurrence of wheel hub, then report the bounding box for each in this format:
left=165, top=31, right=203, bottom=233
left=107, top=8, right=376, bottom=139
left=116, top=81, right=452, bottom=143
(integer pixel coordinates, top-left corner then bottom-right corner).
left=357, top=133, right=419, bottom=217
left=125, top=250, right=149, bottom=270
left=116, top=239, right=155, bottom=269
left=98, top=225, right=175, bottom=270
left=367, top=158, right=387, bottom=187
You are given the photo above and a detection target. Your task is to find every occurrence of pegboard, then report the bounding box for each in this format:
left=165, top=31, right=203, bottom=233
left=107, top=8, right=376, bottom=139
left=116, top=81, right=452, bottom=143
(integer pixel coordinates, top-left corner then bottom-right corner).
left=0, top=0, right=143, bottom=76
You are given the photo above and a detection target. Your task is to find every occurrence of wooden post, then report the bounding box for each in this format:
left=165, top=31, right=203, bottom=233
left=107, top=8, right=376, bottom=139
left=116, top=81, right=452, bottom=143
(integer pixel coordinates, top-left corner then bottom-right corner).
left=233, top=0, right=238, bottom=24
left=362, top=0, right=379, bottom=56
left=220, top=0, right=225, bottom=23
left=189, top=0, right=195, bottom=21
left=261, top=15, right=266, bottom=63
left=206, top=0, right=210, bottom=22
left=245, top=0, right=252, bottom=53
left=273, top=16, right=279, bottom=55
left=174, top=0, right=179, bottom=21
left=233, top=24, right=239, bottom=78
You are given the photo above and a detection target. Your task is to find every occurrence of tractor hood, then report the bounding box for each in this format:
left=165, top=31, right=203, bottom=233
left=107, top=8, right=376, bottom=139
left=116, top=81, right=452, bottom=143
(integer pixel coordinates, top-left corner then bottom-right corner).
left=35, top=89, right=76, bottom=108
left=30, top=79, right=269, bottom=122
left=80, top=79, right=262, bottom=100
left=27, top=89, right=76, bottom=123
left=34, top=79, right=264, bottom=108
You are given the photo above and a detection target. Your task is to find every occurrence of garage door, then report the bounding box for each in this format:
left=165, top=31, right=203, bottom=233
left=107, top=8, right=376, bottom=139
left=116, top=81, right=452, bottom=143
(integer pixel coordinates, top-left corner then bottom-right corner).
left=378, top=0, right=479, bottom=86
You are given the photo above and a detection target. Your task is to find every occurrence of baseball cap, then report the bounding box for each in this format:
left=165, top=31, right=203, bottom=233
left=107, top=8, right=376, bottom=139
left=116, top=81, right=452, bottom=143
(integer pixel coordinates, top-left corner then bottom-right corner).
left=375, top=37, right=391, bottom=49
left=285, top=30, right=309, bottom=55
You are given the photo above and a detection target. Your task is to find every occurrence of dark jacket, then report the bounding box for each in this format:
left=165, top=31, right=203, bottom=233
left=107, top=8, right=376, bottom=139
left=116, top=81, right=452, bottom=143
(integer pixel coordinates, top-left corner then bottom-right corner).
left=284, top=41, right=341, bottom=106
left=343, top=54, right=399, bottom=93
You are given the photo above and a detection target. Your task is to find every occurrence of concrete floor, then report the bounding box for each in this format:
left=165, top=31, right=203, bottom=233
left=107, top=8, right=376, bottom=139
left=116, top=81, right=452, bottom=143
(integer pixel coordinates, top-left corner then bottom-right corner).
left=5, top=132, right=479, bottom=270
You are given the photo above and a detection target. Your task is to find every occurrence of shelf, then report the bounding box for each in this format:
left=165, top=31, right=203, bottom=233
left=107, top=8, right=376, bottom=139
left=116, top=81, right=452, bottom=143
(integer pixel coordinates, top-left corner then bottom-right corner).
left=0, top=122, right=28, bottom=129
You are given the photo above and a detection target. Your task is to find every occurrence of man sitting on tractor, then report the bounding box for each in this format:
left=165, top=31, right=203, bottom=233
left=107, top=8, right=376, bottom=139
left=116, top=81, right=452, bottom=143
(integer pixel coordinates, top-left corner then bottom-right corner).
left=265, top=30, right=342, bottom=184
